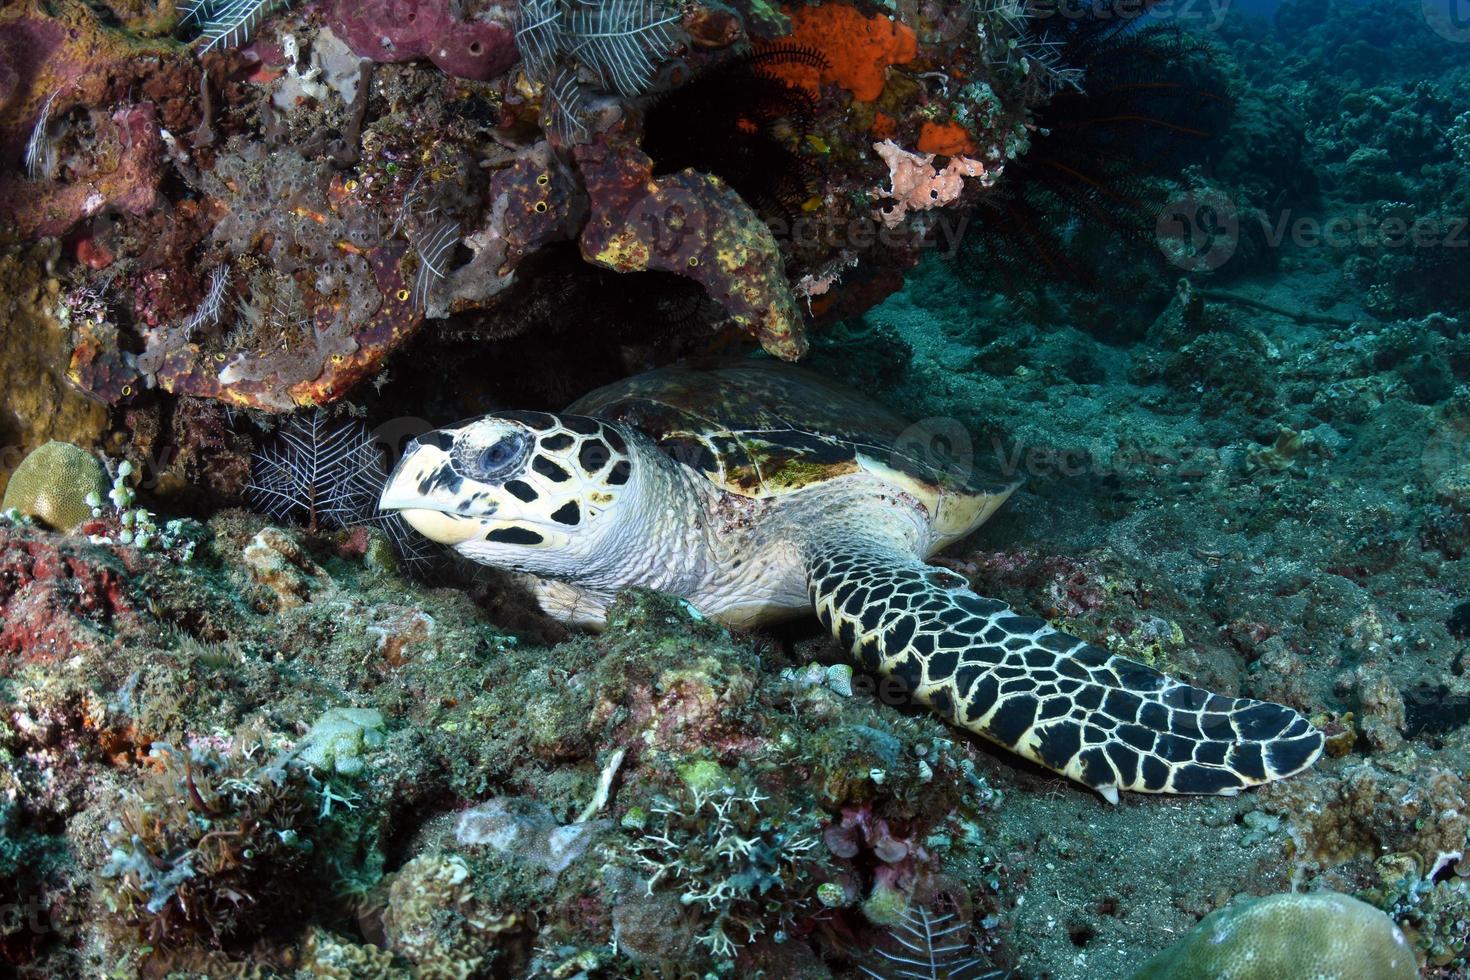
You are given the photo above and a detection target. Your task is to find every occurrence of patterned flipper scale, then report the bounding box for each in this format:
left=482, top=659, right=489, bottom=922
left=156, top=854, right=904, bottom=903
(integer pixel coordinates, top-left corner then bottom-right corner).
left=805, top=540, right=1324, bottom=801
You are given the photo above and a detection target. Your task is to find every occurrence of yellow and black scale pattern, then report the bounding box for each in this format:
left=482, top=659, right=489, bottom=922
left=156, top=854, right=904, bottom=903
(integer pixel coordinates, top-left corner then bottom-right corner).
left=805, top=539, right=1325, bottom=798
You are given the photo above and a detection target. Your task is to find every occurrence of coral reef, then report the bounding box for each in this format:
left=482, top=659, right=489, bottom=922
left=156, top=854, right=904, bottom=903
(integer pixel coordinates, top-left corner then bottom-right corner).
left=0, top=519, right=1013, bottom=975
left=98, top=737, right=321, bottom=948
left=625, top=780, right=823, bottom=958
left=0, top=0, right=1467, bottom=977
left=0, top=0, right=1047, bottom=421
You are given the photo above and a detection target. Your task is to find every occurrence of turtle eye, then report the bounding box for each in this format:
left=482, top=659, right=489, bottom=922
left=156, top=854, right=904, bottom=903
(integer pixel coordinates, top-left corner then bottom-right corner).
left=454, top=429, right=532, bottom=483
left=478, top=438, right=518, bottom=473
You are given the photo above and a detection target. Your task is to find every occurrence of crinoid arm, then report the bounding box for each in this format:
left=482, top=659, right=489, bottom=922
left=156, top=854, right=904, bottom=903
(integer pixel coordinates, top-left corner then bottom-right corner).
left=802, top=532, right=1323, bottom=802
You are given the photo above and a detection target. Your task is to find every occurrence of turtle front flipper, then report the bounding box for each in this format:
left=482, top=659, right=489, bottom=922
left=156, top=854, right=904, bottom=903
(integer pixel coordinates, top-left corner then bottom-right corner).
left=804, top=538, right=1323, bottom=803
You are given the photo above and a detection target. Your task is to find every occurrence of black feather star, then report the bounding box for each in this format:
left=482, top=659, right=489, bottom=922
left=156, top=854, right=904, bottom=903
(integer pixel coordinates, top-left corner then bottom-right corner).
left=248, top=412, right=443, bottom=574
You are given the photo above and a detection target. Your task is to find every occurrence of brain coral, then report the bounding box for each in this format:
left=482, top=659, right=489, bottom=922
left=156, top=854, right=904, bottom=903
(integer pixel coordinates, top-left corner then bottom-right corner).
left=1130, top=892, right=1418, bottom=980
left=2, top=441, right=107, bottom=531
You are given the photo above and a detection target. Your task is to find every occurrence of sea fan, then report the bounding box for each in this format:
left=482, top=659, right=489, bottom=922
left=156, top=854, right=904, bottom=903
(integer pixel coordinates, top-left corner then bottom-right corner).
left=860, top=907, right=1015, bottom=980
left=180, top=0, right=290, bottom=53
left=247, top=412, right=443, bottom=574
left=566, top=0, right=681, bottom=97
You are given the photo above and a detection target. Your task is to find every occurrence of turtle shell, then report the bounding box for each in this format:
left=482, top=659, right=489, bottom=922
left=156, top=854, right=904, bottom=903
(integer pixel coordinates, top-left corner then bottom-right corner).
left=566, top=359, right=1014, bottom=502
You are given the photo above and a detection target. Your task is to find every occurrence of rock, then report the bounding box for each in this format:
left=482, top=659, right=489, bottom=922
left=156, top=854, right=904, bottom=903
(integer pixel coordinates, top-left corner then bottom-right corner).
left=454, top=797, right=608, bottom=876
left=242, top=527, right=324, bottom=609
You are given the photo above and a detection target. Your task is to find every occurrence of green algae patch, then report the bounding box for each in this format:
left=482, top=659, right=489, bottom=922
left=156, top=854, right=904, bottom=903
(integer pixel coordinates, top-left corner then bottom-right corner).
left=677, top=759, right=731, bottom=795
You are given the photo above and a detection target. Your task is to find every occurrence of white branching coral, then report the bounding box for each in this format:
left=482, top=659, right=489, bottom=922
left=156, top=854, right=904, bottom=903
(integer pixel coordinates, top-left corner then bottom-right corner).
left=871, top=140, right=997, bottom=229
left=631, top=785, right=821, bottom=960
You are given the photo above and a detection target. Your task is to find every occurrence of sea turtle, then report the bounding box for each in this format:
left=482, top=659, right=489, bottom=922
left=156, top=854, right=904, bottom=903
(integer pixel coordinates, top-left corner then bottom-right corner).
left=380, top=360, right=1323, bottom=802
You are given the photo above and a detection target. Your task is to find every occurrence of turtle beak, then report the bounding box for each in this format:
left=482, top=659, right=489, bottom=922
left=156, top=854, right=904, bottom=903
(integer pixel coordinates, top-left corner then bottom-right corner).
left=379, top=432, right=485, bottom=545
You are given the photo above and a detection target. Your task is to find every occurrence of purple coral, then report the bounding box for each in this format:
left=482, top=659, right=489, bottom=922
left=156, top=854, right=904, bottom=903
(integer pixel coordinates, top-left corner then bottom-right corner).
left=326, top=0, right=518, bottom=81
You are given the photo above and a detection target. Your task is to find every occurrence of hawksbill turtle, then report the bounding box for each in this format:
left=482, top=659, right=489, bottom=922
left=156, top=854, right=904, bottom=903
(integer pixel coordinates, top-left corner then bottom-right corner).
left=380, top=360, right=1323, bottom=802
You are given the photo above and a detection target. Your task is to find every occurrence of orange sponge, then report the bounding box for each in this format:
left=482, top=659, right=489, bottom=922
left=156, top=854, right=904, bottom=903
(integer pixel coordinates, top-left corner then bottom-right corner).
left=916, top=121, right=976, bottom=156
left=767, top=4, right=918, bottom=102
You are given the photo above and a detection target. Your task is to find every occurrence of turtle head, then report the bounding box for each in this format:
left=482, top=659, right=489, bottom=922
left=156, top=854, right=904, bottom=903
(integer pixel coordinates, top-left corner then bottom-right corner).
left=379, top=411, right=635, bottom=573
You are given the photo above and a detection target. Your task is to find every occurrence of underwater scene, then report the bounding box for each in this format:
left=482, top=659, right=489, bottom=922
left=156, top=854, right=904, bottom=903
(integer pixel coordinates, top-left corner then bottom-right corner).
left=1, top=0, right=1469, bottom=975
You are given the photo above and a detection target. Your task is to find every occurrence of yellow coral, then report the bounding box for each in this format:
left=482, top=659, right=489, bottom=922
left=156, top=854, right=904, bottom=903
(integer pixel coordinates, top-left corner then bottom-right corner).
left=1, top=440, right=108, bottom=531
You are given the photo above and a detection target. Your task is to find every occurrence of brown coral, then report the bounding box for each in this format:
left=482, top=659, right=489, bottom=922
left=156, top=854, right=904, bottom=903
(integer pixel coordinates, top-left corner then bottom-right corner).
left=0, top=1, right=191, bottom=238
left=575, top=135, right=807, bottom=360
left=380, top=853, right=522, bottom=976
left=1267, top=761, right=1470, bottom=871
left=121, top=142, right=426, bottom=412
